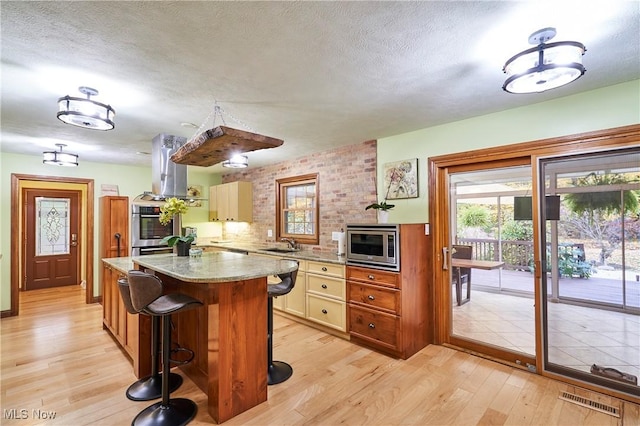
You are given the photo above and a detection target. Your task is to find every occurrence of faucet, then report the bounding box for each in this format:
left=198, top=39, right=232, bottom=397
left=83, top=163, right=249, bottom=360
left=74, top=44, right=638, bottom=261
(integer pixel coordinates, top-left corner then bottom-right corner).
left=281, top=237, right=298, bottom=249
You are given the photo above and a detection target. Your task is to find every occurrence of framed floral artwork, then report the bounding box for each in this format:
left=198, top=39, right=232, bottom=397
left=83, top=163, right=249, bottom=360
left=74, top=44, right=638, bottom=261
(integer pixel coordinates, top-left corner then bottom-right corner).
left=383, top=158, right=418, bottom=200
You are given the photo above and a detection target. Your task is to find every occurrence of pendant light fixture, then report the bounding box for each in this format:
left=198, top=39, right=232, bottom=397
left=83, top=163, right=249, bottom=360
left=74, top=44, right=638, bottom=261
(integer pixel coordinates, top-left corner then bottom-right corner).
left=502, top=28, right=586, bottom=94
left=43, top=144, right=79, bottom=167
left=57, top=86, right=115, bottom=130
left=222, top=154, right=249, bottom=168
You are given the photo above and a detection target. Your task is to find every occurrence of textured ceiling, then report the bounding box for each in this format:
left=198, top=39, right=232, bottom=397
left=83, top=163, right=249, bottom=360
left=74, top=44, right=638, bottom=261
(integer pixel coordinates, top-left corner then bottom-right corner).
left=1, top=1, right=639, bottom=172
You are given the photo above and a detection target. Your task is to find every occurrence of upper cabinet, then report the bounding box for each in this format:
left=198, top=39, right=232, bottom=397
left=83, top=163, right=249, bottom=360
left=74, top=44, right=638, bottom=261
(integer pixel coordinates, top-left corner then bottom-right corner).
left=209, top=181, right=253, bottom=222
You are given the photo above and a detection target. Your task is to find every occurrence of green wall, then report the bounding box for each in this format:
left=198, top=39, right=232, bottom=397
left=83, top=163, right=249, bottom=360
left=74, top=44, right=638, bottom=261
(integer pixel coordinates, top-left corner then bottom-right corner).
left=377, top=80, right=640, bottom=224
left=2, top=80, right=638, bottom=312
left=0, top=153, right=218, bottom=311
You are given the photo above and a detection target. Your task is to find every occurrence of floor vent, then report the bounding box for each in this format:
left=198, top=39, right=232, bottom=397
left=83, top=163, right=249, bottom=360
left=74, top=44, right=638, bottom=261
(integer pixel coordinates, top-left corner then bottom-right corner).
left=559, top=391, right=620, bottom=418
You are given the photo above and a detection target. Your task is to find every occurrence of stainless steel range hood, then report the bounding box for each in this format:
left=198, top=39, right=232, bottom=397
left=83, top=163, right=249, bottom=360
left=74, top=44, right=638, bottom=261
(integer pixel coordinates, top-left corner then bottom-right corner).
left=134, top=133, right=188, bottom=202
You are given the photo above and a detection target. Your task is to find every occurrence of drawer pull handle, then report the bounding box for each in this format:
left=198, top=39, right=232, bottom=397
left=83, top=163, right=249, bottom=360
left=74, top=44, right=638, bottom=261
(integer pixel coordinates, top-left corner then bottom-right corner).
left=368, top=295, right=375, bottom=300
left=322, top=267, right=328, bottom=271
left=321, top=284, right=328, bottom=289
left=368, top=274, right=375, bottom=280
left=322, top=309, right=328, bottom=314
left=368, top=323, right=375, bottom=328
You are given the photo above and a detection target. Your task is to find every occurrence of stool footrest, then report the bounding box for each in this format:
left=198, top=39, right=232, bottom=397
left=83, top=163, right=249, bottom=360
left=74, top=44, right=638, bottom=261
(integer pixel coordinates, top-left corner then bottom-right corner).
left=170, top=346, right=195, bottom=366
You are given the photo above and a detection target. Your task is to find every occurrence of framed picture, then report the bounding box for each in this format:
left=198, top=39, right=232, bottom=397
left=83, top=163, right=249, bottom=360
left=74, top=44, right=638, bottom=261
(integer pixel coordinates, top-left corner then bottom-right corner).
left=186, top=184, right=203, bottom=207
left=383, top=158, right=418, bottom=200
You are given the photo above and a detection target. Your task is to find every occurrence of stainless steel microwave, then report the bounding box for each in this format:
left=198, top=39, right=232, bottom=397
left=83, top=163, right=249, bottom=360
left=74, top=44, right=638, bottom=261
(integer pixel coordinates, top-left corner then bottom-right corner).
left=346, top=224, right=399, bottom=271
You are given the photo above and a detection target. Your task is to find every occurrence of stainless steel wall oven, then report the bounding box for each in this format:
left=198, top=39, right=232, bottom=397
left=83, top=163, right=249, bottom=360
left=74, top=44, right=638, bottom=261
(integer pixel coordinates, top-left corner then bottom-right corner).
left=131, top=204, right=181, bottom=256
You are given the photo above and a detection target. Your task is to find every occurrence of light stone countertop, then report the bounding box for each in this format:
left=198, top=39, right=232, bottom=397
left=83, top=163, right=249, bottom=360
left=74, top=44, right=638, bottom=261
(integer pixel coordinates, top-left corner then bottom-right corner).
left=104, top=252, right=298, bottom=283
left=197, top=241, right=347, bottom=265
left=102, top=256, right=134, bottom=274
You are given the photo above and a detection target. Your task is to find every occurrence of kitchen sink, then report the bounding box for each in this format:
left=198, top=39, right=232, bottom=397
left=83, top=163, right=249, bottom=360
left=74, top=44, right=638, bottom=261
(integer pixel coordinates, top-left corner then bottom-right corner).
left=263, top=247, right=300, bottom=253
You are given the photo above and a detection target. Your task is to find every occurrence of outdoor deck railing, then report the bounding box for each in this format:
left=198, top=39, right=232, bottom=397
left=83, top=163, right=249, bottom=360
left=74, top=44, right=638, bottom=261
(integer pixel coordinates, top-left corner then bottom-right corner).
left=455, top=238, right=586, bottom=272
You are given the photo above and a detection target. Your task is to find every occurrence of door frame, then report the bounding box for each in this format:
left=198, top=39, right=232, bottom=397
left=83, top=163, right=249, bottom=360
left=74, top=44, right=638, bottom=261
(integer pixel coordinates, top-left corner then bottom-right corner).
left=428, top=124, right=640, bottom=403
left=9, top=174, right=95, bottom=316
left=23, top=187, right=81, bottom=290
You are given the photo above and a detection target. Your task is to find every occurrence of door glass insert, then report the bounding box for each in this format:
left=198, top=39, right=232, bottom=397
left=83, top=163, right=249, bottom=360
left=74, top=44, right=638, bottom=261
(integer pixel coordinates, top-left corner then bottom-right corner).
left=541, top=148, right=640, bottom=394
left=450, top=165, right=535, bottom=355
left=35, top=197, right=70, bottom=255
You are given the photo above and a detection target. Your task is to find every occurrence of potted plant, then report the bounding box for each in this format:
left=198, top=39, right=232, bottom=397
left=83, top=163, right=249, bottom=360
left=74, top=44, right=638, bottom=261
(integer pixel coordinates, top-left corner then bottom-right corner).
left=365, top=201, right=395, bottom=223
left=158, top=197, right=193, bottom=256
left=365, top=180, right=395, bottom=223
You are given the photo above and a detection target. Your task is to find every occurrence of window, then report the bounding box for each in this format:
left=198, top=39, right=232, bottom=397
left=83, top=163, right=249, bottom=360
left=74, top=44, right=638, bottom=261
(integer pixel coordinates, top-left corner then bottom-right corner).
left=276, top=174, right=319, bottom=245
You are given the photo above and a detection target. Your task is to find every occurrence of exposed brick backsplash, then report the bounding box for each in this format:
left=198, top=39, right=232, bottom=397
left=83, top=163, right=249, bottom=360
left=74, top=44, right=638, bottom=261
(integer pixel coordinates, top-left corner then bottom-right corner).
left=219, top=140, right=378, bottom=252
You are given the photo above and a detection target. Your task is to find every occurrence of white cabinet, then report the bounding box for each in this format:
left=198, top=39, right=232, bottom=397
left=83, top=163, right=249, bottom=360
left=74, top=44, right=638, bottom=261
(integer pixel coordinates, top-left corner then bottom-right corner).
left=305, top=260, right=346, bottom=332
left=209, top=181, right=253, bottom=222
left=250, top=254, right=306, bottom=316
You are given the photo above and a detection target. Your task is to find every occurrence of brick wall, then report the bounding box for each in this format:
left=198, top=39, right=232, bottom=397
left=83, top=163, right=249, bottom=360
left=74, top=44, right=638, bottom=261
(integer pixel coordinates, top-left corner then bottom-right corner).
left=220, top=140, right=378, bottom=252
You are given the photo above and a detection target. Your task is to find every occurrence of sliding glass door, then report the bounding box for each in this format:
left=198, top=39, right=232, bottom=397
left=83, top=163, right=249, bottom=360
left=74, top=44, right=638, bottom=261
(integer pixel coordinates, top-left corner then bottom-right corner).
left=448, top=162, right=536, bottom=366
left=540, top=148, right=640, bottom=395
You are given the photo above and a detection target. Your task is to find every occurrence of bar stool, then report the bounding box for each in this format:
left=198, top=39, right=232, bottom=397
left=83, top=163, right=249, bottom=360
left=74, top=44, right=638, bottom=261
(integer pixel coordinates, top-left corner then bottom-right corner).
left=267, top=268, right=298, bottom=385
left=117, top=277, right=183, bottom=401
left=127, top=270, right=203, bottom=426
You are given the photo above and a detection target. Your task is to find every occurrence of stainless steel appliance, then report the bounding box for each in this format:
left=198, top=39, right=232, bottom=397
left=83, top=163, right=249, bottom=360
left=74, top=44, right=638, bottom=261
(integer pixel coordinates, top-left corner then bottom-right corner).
left=346, top=224, right=399, bottom=271
left=134, top=133, right=190, bottom=202
left=131, top=202, right=181, bottom=256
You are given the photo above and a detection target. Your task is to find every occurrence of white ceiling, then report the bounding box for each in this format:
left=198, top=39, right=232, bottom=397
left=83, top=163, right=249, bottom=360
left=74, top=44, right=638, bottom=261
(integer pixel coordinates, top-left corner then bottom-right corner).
left=2, top=1, right=639, bottom=172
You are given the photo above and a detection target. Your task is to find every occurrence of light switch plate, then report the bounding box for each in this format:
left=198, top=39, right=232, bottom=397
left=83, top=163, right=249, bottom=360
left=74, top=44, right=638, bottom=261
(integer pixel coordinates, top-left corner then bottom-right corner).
left=267, top=229, right=273, bottom=237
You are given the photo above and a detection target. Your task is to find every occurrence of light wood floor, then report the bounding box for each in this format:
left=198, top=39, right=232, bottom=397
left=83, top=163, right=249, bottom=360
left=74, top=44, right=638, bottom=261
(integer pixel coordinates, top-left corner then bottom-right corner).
left=2, top=286, right=639, bottom=425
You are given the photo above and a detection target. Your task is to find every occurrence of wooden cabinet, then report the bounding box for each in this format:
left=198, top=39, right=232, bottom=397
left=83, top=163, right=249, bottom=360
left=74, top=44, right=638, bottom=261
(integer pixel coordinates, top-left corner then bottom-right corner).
left=249, top=254, right=346, bottom=334
left=99, top=196, right=138, bottom=360
left=305, top=260, right=346, bottom=332
left=99, top=196, right=129, bottom=259
left=102, top=262, right=139, bottom=360
left=347, top=223, right=432, bottom=359
left=256, top=255, right=306, bottom=316
left=209, top=181, right=253, bottom=222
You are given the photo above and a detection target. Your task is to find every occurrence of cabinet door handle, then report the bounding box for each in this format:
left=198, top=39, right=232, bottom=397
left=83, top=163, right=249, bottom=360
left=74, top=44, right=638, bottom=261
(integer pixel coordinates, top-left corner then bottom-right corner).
left=368, top=274, right=375, bottom=280
left=368, top=323, right=375, bottom=328
left=321, top=284, right=328, bottom=289
left=322, top=267, right=328, bottom=271
left=321, top=309, right=328, bottom=314
left=368, top=295, right=375, bottom=300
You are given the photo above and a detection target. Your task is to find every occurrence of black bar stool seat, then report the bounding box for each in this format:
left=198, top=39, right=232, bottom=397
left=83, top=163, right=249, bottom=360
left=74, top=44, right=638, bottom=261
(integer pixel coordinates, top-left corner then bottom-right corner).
left=267, top=268, right=298, bottom=385
left=117, top=277, right=183, bottom=401
left=127, top=270, right=203, bottom=426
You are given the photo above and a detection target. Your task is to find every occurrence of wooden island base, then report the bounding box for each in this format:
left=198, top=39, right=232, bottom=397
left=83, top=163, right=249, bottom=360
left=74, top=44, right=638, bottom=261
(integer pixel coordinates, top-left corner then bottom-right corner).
left=135, top=271, right=268, bottom=424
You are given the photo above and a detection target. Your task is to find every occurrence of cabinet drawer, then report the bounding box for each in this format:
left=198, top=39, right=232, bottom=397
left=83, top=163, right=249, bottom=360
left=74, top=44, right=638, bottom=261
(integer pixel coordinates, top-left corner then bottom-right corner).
left=307, top=261, right=344, bottom=278
left=306, top=294, right=346, bottom=331
left=348, top=281, right=400, bottom=315
left=307, top=274, right=345, bottom=300
left=349, top=305, right=400, bottom=351
left=346, top=266, right=399, bottom=288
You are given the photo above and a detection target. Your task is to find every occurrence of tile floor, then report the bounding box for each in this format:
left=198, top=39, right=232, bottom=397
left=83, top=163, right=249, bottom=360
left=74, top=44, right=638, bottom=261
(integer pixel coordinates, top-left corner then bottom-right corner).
left=452, top=289, right=640, bottom=381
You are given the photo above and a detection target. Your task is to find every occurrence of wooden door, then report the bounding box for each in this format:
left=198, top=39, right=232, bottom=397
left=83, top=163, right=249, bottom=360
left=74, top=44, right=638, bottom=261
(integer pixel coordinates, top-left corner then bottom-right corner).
left=24, top=189, right=80, bottom=290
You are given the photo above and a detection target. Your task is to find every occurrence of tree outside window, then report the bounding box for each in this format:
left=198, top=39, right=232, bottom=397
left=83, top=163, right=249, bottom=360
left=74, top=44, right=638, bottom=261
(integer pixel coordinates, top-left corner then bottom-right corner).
left=276, top=174, right=319, bottom=245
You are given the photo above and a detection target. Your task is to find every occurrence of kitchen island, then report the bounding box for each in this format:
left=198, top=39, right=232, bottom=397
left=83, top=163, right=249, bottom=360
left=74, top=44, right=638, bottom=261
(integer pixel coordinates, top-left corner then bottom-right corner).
left=103, top=252, right=298, bottom=424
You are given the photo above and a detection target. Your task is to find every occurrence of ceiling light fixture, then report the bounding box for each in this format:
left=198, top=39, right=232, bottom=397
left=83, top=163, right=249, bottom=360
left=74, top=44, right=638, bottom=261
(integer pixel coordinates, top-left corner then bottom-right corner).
left=57, top=86, right=115, bottom=130
left=43, top=144, right=79, bottom=167
left=502, top=27, right=586, bottom=94
left=222, top=154, right=249, bottom=168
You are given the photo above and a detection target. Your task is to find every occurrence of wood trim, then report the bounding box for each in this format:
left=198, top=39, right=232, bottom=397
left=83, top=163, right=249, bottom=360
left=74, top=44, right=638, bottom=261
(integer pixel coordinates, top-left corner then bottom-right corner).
left=428, top=124, right=640, bottom=402
left=276, top=173, right=320, bottom=245
left=10, top=174, right=95, bottom=316
left=429, top=124, right=640, bottom=167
